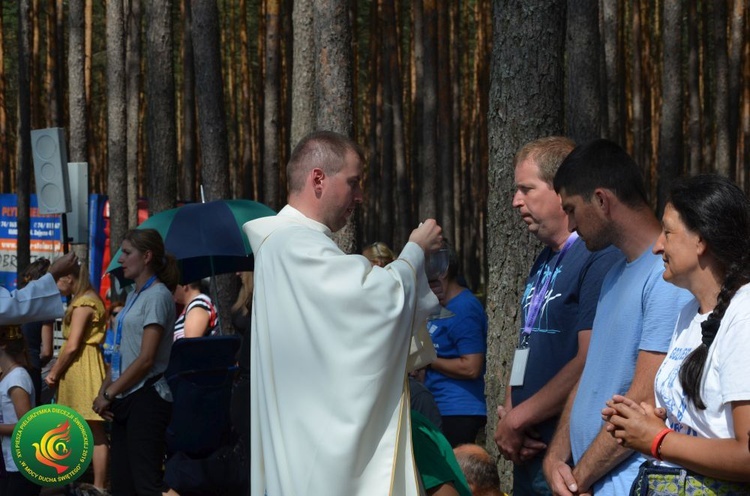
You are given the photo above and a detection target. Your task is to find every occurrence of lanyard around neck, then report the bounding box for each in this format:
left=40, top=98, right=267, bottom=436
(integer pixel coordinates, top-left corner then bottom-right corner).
left=522, top=232, right=579, bottom=338
left=114, top=275, right=158, bottom=347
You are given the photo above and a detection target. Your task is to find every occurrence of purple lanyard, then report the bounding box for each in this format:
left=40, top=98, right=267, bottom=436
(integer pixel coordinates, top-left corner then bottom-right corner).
left=521, top=232, right=579, bottom=344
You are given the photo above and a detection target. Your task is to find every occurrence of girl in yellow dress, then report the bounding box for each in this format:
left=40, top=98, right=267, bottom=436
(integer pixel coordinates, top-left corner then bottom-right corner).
left=46, top=261, right=109, bottom=493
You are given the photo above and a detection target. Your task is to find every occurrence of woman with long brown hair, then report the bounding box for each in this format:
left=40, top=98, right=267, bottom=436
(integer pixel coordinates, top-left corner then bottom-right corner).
left=92, top=228, right=179, bottom=496
left=604, top=175, right=750, bottom=493
left=46, top=259, right=109, bottom=493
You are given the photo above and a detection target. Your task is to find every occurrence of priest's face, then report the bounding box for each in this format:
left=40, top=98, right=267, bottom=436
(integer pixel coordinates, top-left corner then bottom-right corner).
left=321, top=150, right=364, bottom=232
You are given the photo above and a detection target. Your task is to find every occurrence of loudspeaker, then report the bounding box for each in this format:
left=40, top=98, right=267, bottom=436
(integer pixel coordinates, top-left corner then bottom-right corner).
left=31, top=128, right=71, bottom=214
left=67, top=162, right=89, bottom=244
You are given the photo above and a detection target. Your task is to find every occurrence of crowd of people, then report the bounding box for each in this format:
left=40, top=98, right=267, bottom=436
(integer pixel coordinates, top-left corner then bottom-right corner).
left=2, top=128, right=750, bottom=496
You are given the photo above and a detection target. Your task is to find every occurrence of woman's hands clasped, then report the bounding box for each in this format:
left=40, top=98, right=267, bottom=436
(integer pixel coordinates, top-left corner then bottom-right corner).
left=602, top=394, right=668, bottom=453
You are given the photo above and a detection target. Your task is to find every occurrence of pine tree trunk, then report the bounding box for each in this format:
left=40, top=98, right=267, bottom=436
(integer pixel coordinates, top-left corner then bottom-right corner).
left=419, top=0, right=437, bottom=221
left=190, top=0, right=233, bottom=331
left=566, top=0, right=601, bottom=142
left=107, top=0, right=128, bottom=252
left=291, top=0, right=316, bottom=148
left=191, top=0, right=230, bottom=202
left=656, top=0, right=683, bottom=215
left=601, top=0, right=622, bottom=142
left=67, top=0, right=86, bottom=163
left=487, top=0, right=566, bottom=482
left=263, top=0, right=281, bottom=209
left=687, top=0, right=702, bottom=176
left=145, top=0, right=177, bottom=214
left=45, top=0, right=62, bottom=127
left=126, top=0, right=141, bottom=226
left=314, top=0, right=356, bottom=252
left=181, top=0, right=197, bottom=202
left=383, top=0, right=410, bottom=248
left=713, top=0, right=731, bottom=178
left=17, top=0, right=32, bottom=273
left=239, top=0, right=254, bottom=198
left=436, top=1, right=453, bottom=239
left=728, top=0, right=743, bottom=178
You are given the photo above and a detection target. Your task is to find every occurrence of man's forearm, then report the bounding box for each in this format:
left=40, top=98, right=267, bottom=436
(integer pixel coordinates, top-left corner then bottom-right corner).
left=573, top=350, right=666, bottom=491
left=545, top=380, right=576, bottom=464
left=572, top=427, right=634, bottom=490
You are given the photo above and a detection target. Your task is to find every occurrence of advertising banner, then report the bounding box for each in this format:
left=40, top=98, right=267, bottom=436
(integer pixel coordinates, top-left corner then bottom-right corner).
left=0, top=194, right=64, bottom=289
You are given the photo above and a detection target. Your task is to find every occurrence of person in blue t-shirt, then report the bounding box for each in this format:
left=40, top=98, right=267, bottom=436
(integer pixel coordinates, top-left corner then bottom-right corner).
left=542, top=139, right=692, bottom=496
left=424, top=241, right=488, bottom=447
left=494, top=137, right=623, bottom=496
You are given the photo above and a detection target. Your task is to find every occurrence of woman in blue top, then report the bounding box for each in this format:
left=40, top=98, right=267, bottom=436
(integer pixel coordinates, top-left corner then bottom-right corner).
left=424, top=241, right=488, bottom=447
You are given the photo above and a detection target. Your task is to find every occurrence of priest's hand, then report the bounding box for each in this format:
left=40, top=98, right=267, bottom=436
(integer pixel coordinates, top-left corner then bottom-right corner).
left=49, top=252, right=79, bottom=281
left=410, top=219, right=443, bottom=253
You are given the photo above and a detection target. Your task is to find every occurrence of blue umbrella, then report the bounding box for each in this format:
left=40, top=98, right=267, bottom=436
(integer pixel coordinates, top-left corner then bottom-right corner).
left=106, top=199, right=276, bottom=284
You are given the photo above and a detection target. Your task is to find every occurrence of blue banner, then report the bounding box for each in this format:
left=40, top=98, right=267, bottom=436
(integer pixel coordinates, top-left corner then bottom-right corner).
left=0, top=194, right=63, bottom=289
left=0, top=194, right=108, bottom=293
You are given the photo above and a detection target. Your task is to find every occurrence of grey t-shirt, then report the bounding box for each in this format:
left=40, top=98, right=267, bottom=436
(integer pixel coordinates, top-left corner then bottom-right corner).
left=119, top=282, right=175, bottom=399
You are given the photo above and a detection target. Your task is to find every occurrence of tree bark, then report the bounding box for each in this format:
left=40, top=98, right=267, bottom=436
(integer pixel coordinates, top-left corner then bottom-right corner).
left=45, top=0, right=62, bottom=127
left=487, top=0, right=566, bottom=483
left=631, top=0, right=644, bottom=172
left=383, top=0, right=410, bottom=248
left=436, top=1, right=453, bottom=239
left=566, top=0, right=601, bottom=142
left=181, top=0, right=197, bottom=202
left=656, top=0, right=683, bottom=216
left=126, top=0, right=141, bottom=226
left=419, top=0, right=437, bottom=221
left=314, top=0, right=356, bottom=252
left=313, top=0, right=354, bottom=135
left=85, top=0, right=95, bottom=174
left=17, top=0, right=32, bottom=274
left=687, top=0, right=702, bottom=176
left=728, top=0, right=743, bottom=177
left=144, top=0, right=177, bottom=215
left=238, top=0, right=254, bottom=198
left=190, top=0, right=233, bottom=333
left=263, top=0, right=281, bottom=209
left=67, top=0, right=86, bottom=163
left=291, top=0, right=315, bottom=147
left=600, top=0, right=622, bottom=142
left=107, top=0, right=128, bottom=253
left=713, top=0, right=730, bottom=177
left=191, top=0, right=230, bottom=202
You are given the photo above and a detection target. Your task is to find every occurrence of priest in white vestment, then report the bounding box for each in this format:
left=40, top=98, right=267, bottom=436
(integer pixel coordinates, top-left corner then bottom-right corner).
left=244, top=131, right=444, bottom=496
left=0, top=251, right=77, bottom=324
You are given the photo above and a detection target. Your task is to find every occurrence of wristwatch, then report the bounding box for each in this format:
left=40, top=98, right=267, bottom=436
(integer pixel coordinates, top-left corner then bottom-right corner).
left=103, top=390, right=112, bottom=401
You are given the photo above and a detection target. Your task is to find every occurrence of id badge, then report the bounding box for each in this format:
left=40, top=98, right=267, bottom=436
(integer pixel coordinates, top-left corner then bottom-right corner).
left=111, top=350, right=122, bottom=381
left=509, top=347, right=530, bottom=387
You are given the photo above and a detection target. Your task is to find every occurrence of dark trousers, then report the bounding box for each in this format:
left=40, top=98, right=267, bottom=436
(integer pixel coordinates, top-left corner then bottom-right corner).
left=230, top=372, right=250, bottom=496
left=441, top=415, right=487, bottom=447
left=0, top=471, right=41, bottom=496
left=513, top=453, right=553, bottom=496
left=109, top=385, right=172, bottom=496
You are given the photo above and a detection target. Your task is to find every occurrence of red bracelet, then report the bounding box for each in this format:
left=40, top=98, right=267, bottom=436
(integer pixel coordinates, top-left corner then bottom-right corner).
left=650, top=427, right=673, bottom=460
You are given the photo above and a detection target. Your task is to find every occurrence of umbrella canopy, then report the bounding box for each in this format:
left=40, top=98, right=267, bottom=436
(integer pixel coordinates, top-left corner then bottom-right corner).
left=106, top=199, right=276, bottom=284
